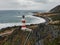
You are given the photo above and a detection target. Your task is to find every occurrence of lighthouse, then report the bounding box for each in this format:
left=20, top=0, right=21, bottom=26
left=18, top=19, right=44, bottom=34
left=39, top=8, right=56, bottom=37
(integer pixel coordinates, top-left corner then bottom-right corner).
left=21, top=15, right=26, bottom=30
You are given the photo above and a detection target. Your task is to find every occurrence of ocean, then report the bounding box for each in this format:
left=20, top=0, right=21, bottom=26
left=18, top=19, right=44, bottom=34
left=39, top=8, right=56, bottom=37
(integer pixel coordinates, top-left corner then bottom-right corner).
left=0, top=10, right=46, bottom=29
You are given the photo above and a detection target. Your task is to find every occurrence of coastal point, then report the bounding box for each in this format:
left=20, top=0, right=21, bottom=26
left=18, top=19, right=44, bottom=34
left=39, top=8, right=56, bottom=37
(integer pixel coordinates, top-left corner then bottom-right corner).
left=0, top=5, right=60, bottom=45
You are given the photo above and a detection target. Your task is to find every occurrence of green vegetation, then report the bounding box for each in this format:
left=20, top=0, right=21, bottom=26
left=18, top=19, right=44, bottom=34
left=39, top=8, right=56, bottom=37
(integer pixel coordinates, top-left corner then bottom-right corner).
left=49, top=15, right=60, bottom=21
left=48, top=36, right=60, bottom=45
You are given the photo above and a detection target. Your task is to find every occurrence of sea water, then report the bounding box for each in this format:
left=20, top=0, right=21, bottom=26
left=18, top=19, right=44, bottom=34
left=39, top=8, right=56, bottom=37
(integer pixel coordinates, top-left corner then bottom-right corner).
left=0, top=10, right=46, bottom=29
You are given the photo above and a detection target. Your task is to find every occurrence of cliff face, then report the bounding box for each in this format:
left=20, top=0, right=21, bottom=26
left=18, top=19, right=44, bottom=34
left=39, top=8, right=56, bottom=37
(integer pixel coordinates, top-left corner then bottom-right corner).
left=0, top=22, right=60, bottom=45
left=0, top=24, right=53, bottom=45
left=50, top=5, right=60, bottom=13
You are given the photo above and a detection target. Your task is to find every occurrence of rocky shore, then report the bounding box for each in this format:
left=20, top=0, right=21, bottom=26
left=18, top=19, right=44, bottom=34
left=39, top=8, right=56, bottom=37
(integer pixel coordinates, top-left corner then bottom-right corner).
left=0, top=5, right=60, bottom=45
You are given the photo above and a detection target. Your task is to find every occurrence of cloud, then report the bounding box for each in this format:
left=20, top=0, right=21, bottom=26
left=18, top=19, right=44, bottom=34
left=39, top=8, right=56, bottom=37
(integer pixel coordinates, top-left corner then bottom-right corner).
left=0, top=0, right=60, bottom=10
left=48, top=0, right=60, bottom=3
left=33, top=0, right=47, bottom=3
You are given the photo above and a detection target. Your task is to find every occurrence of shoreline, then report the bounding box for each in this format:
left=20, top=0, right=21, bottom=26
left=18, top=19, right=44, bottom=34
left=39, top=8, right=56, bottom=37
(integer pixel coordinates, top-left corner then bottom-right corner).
left=0, top=15, right=46, bottom=30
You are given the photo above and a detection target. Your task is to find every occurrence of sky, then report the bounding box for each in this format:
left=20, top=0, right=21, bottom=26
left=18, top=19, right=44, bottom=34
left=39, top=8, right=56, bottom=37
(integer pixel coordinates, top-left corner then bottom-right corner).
left=0, top=0, right=60, bottom=11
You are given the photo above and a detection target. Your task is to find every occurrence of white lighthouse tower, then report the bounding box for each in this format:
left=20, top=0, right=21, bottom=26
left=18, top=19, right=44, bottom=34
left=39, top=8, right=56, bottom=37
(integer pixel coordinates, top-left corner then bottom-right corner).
left=21, top=15, right=26, bottom=30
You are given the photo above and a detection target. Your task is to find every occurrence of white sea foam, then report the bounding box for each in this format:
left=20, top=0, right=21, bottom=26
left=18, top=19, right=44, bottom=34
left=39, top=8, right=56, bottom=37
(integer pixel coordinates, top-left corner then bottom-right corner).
left=0, top=16, right=46, bottom=29
left=0, top=23, right=31, bottom=29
